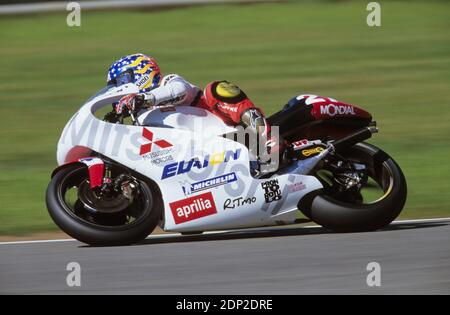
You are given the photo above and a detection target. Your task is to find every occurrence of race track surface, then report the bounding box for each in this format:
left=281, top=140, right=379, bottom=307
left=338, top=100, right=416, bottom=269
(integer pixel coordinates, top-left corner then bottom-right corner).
left=1, top=219, right=449, bottom=295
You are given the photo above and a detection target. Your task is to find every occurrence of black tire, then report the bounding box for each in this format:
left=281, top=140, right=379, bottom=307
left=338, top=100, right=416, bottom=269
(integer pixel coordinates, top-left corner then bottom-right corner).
left=300, top=143, right=407, bottom=232
left=46, top=164, right=162, bottom=246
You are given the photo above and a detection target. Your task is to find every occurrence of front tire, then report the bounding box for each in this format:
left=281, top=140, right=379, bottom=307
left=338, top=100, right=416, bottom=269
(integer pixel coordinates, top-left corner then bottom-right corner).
left=300, top=143, right=407, bottom=232
left=46, top=164, right=162, bottom=246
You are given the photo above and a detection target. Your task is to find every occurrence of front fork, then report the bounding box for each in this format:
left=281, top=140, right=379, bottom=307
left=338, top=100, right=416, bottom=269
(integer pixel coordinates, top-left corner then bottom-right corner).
left=81, top=158, right=139, bottom=203
left=78, top=157, right=105, bottom=188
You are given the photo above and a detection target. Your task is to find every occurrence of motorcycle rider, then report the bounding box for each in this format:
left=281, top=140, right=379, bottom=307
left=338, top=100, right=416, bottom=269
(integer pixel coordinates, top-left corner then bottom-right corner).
left=107, top=53, right=287, bottom=174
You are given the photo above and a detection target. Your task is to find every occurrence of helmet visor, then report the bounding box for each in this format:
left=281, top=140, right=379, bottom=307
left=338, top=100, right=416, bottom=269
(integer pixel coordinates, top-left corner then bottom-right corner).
left=114, top=69, right=134, bottom=87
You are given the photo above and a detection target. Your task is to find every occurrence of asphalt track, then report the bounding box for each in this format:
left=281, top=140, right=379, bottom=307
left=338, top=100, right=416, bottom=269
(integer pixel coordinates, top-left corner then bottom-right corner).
left=0, top=218, right=449, bottom=295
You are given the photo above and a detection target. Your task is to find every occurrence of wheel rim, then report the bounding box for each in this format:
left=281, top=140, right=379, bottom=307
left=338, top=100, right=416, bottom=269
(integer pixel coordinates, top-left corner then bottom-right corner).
left=57, top=167, right=153, bottom=231
left=317, top=148, right=395, bottom=205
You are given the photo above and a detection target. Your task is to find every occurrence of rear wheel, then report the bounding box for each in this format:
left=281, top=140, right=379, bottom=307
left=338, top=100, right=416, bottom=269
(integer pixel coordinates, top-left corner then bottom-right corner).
left=300, top=143, right=407, bottom=232
left=46, top=164, right=162, bottom=246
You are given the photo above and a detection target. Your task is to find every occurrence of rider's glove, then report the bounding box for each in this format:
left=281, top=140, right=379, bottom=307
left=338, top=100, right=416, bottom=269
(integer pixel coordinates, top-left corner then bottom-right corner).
left=104, top=111, right=121, bottom=123
left=115, top=94, right=146, bottom=115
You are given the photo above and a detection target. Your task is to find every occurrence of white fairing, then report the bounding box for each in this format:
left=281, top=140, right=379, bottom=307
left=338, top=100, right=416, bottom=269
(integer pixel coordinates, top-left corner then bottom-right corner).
left=57, top=84, right=323, bottom=232
left=137, top=105, right=236, bottom=133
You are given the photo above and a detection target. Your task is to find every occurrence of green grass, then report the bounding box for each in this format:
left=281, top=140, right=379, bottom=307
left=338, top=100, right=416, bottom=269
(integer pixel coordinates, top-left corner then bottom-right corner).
left=0, top=1, right=449, bottom=235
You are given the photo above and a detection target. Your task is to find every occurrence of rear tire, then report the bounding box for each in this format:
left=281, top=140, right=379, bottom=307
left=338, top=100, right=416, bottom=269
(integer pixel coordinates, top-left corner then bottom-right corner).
left=46, top=164, right=162, bottom=246
left=300, top=143, right=407, bottom=232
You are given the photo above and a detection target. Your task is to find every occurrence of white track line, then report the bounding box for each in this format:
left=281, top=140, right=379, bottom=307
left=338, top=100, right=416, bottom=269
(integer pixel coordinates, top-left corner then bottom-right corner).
left=1, top=217, right=449, bottom=246
left=0, top=0, right=278, bottom=15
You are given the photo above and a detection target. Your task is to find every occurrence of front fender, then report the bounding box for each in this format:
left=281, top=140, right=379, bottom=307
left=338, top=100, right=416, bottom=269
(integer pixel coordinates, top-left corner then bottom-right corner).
left=51, top=157, right=105, bottom=188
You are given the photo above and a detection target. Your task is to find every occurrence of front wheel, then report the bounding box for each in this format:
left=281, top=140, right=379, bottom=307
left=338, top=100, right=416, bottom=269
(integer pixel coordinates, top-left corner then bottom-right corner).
left=300, top=143, right=407, bottom=232
left=46, top=164, right=162, bottom=246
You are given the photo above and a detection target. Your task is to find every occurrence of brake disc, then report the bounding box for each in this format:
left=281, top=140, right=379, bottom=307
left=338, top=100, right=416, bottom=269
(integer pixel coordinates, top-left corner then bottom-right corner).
left=78, top=180, right=131, bottom=214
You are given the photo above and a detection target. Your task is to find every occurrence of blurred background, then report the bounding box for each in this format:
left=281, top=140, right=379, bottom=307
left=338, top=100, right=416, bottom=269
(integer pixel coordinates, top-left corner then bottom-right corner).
left=0, top=0, right=449, bottom=236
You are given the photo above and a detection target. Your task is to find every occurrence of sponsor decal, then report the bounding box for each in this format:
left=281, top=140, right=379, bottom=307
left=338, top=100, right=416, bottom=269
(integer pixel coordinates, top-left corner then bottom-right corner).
left=169, top=192, right=217, bottom=224
left=320, top=104, right=356, bottom=117
left=180, top=172, right=237, bottom=196
left=261, top=179, right=282, bottom=203
left=135, top=74, right=150, bottom=89
left=292, top=140, right=325, bottom=152
left=223, top=196, right=256, bottom=210
left=301, top=146, right=324, bottom=157
left=145, top=148, right=174, bottom=165
left=292, top=139, right=309, bottom=150
left=289, top=182, right=306, bottom=193
left=139, top=128, right=174, bottom=165
left=140, top=128, right=172, bottom=155
left=162, top=149, right=241, bottom=179
left=293, top=140, right=326, bottom=160
left=217, top=103, right=238, bottom=112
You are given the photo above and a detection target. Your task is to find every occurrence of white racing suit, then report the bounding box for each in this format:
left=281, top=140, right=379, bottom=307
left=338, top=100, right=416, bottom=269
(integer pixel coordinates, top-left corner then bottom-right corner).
left=142, top=74, right=201, bottom=107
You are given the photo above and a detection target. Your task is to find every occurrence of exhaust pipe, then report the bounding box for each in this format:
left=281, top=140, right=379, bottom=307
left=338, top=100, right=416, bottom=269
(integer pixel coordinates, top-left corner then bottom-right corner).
left=282, top=123, right=378, bottom=175
left=330, top=125, right=378, bottom=153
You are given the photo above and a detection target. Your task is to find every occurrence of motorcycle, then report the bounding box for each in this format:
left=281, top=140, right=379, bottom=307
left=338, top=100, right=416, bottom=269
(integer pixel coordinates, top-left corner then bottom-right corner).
left=46, top=83, right=407, bottom=246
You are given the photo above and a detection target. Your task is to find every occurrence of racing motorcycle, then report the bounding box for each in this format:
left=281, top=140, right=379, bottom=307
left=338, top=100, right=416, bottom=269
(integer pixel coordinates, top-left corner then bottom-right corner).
left=46, top=83, right=407, bottom=246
